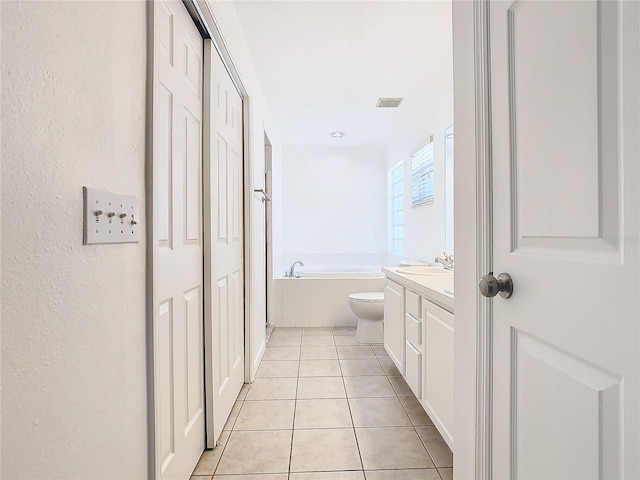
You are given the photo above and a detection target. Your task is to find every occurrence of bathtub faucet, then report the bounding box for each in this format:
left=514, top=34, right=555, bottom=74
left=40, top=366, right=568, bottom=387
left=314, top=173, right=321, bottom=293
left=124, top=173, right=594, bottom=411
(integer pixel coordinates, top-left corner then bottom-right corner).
left=286, top=261, right=304, bottom=278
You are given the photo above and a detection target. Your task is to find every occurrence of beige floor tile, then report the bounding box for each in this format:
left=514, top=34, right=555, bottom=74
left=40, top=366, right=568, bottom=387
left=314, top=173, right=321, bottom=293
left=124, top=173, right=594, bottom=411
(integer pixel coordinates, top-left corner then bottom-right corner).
left=340, top=359, right=385, bottom=376
left=256, top=360, right=299, bottom=378
left=399, top=396, right=433, bottom=426
left=263, top=346, right=301, bottom=361
left=268, top=335, right=302, bottom=347
left=214, top=475, right=288, bottom=480
left=245, top=377, right=298, bottom=400
left=223, top=400, right=243, bottom=431
left=192, top=431, right=230, bottom=474
left=356, top=427, right=434, bottom=470
left=416, top=426, right=453, bottom=467
left=300, top=346, right=338, bottom=360
left=303, top=327, right=334, bottom=336
left=290, top=428, right=362, bottom=472
left=191, top=476, right=211, bottom=480
left=332, top=326, right=357, bottom=336
left=297, top=376, right=346, bottom=399
left=295, top=398, right=353, bottom=428
left=302, top=335, right=335, bottom=347
left=216, top=430, right=292, bottom=474
left=343, top=376, right=396, bottom=398
left=378, top=358, right=402, bottom=376
left=388, top=375, right=414, bottom=396
left=334, top=336, right=361, bottom=346
left=438, top=467, right=454, bottom=480
left=337, top=345, right=376, bottom=359
left=364, top=469, right=441, bottom=480
left=371, top=345, right=390, bottom=359
left=290, top=472, right=364, bottom=480
left=237, top=383, right=250, bottom=400
left=349, top=397, right=412, bottom=427
left=234, top=400, right=295, bottom=430
left=299, top=359, right=342, bottom=377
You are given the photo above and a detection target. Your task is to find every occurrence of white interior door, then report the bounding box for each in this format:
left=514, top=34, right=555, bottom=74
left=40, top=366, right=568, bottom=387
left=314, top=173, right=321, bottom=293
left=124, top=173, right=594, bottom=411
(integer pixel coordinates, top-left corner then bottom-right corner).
left=203, top=40, right=245, bottom=447
left=488, top=1, right=639, bottom=478
left=154, top=1, right=205, bottom=478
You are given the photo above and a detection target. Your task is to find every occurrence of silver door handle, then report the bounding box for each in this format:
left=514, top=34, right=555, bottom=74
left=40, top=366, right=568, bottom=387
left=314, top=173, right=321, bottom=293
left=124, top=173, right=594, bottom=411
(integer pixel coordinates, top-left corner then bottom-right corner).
left=253, top=189, right=271, bottom=202
left=479, top=272, right=513, bottom=299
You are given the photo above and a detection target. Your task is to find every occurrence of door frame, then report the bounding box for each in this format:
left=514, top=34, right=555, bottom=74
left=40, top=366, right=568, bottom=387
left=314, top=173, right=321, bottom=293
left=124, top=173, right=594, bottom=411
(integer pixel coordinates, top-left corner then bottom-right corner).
left=452, top=0, right=492, bottom=479
left=146, top=0, right=255, bottom=476
left=264, top=132, right=273, bottom=339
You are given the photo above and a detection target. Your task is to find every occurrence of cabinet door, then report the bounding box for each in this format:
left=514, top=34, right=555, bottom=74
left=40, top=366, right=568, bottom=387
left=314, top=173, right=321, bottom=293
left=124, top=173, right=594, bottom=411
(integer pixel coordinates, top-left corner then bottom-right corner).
left=383, top=279, right=405, bottom=374
left=423, top=300, right=454, bottom=450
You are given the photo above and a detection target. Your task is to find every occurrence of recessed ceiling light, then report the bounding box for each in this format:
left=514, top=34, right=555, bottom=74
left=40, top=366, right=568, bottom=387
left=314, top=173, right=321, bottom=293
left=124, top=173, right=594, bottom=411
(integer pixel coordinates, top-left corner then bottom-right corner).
left=329, top=131, right=347, bottom=138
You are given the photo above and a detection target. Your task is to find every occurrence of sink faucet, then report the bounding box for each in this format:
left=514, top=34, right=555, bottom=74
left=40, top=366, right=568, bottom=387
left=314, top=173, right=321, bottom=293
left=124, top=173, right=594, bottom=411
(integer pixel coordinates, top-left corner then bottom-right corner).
left=434, top=251, right=454, bottom=270
left=286, top=260, right=304, bottom=278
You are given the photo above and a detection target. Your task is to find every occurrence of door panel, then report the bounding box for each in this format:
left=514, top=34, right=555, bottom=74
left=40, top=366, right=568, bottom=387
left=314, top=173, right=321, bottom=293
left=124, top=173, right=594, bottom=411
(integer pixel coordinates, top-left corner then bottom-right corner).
left=506, top=1, right=621, bottom=259
left=514, top=330, right=621, bottom=478
left=383, top=279, right=405, bottom=374
left=154, top=2, right=205, bottom=478
left=489, top=1, right=639, bottom=478
left=204, top=40, right=245, bottom=447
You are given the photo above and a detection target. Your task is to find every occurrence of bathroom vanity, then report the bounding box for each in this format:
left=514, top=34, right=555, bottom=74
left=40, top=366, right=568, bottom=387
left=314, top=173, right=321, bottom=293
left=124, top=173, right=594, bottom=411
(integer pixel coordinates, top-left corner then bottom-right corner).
left=382, top=267, right=454, bottom=451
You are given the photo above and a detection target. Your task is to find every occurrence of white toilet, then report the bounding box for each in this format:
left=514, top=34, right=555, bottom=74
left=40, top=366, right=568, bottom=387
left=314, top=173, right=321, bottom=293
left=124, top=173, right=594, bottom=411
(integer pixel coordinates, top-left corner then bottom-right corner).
left=348, top=292, right=385, bottom=344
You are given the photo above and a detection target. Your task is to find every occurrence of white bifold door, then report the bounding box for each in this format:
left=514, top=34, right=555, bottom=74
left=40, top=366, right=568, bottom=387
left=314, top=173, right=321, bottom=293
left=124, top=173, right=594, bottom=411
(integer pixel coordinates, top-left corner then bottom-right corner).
left=154, top=1, right=205, bottom=479
left=488, top=1, right=639, bottom=478
left=203, top=40, right=245, bottom=448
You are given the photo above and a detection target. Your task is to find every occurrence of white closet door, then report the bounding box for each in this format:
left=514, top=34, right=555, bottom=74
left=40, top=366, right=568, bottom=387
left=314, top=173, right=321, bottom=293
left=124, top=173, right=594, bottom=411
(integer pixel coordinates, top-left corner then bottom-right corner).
left=154, top=1, right=205, bottom=479
left=203, top=40, right=245, bottom=447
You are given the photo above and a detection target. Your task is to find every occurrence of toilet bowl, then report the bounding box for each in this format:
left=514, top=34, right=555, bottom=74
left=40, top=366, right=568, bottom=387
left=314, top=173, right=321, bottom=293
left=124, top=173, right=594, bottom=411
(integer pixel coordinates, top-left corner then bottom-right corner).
left=348, top=292, right=385, bottom=344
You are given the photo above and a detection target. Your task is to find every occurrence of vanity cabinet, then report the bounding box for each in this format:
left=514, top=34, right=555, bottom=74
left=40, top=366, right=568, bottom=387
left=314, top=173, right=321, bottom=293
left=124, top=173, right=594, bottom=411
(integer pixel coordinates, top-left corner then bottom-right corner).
left=381, top=267, right=455, bottom=451
left=383, top=279, right=405, bottom=374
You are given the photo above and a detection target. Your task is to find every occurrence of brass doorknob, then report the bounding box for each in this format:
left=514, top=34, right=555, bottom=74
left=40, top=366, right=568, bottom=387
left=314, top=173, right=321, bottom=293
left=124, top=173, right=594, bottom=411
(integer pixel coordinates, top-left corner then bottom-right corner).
left=479, top=272, right=513, bottom=299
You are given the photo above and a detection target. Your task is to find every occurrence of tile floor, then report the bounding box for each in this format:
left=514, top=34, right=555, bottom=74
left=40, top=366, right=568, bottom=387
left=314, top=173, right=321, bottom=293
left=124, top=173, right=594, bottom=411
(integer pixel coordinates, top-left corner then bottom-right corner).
left=192, top=327, right=453, bottom=480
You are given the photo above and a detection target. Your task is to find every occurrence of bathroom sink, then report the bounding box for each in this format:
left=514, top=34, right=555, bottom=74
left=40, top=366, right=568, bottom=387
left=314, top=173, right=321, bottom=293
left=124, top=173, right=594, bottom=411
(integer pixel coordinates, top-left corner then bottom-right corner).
left=396, top=265, right=452, bottom=275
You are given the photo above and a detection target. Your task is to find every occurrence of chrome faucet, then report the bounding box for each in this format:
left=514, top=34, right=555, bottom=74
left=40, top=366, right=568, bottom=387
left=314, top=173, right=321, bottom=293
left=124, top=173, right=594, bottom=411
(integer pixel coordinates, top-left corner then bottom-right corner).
left=434, top=251, right=454, bottom=270
left=286, top=260, right=304, bottom=278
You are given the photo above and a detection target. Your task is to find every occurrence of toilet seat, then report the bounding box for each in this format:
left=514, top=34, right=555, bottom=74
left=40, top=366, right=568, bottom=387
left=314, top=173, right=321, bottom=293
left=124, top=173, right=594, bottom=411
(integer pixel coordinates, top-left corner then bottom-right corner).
left=348, top=292, right=384, bottom=303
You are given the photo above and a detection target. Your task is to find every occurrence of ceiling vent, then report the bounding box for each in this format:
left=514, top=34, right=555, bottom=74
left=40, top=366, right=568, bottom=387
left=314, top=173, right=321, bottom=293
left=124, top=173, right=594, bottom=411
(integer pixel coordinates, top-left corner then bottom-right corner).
left=376, top=97, right=403, bottom=108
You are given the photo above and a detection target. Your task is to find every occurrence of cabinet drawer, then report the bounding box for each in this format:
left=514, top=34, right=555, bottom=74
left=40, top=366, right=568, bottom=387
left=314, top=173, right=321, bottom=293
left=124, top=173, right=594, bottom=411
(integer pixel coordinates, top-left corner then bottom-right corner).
left=406, top=290, right=421, bottom=319
left=405, top=313, right=422, bottom=346
left=405, top=341, right=422, bottom=400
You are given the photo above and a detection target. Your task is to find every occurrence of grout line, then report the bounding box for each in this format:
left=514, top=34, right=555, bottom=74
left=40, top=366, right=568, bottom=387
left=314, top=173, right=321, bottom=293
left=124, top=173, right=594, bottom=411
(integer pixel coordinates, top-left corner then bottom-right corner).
left=287, top=330, right=302, bottom=476
left=337, top=331, right=366, bottom=475
left=210, top=396, right=243, bottom=477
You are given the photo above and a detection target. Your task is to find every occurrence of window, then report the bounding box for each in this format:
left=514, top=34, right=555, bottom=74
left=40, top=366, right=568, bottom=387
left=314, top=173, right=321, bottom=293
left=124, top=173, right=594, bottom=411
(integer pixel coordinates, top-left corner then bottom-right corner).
left=411, top=141, right=434, bottom=206
left=388, top=161, right=404, bottom=255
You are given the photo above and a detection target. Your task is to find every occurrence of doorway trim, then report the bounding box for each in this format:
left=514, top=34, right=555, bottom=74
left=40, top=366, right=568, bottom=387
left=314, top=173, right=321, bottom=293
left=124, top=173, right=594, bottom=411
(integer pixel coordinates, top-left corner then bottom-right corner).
left=146, top=0, right=254, bottom=477
left=471, top=1, right=492, bottom=478
left=452, top=0, right=493, bottom=478
left=264, top=132, right=273, bottom=340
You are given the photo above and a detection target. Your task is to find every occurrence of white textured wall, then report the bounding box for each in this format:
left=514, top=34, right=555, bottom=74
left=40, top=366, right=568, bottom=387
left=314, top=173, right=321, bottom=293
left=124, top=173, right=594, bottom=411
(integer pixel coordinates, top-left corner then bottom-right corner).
left=1, top=2, right=148, bottom=478
left=385, top=3, right=454, bottom=266
left=209, top=0, right=282, bottom=379
left=278, top=146, right=387, bottom=273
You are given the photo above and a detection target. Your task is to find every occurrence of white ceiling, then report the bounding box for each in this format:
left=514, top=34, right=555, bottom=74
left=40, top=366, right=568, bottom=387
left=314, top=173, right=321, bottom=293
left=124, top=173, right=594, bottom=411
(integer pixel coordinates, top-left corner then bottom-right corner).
left=233, top=1, right=453, bottom=149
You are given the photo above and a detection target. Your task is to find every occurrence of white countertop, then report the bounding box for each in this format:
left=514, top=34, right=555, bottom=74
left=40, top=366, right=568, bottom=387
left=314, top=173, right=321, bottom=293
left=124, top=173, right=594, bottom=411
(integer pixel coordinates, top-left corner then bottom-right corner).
left=382, top=267, right=454, bottom=313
